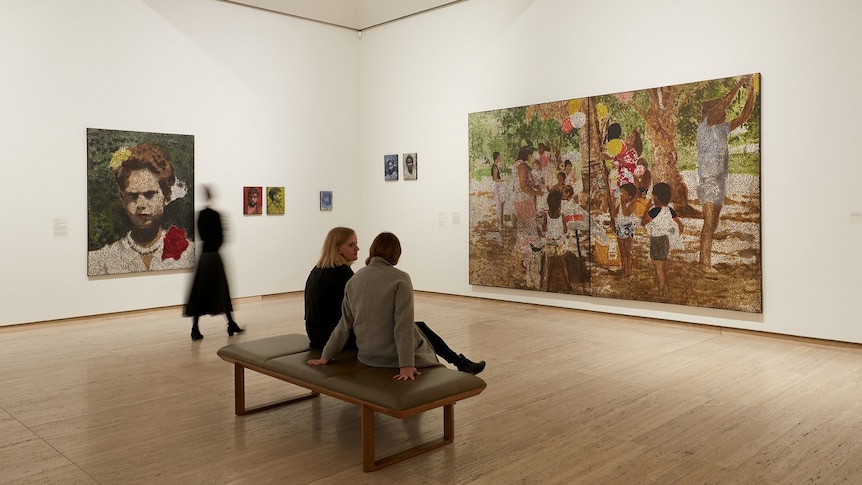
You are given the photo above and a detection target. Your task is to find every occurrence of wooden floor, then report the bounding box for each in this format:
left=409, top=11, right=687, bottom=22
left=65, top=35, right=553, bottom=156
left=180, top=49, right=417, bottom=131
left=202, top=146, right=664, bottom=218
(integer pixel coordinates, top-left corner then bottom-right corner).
left=3, top=293, right=862, bottom=484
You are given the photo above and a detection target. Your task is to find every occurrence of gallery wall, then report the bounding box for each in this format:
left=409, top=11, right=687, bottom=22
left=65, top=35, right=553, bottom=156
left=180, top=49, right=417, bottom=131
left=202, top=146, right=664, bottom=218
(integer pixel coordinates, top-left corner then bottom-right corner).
left=3, top=0, right=862, bottom=345
left=356, top=0, right=862, bottom=343
left=0, top=0, right=362, bottom=326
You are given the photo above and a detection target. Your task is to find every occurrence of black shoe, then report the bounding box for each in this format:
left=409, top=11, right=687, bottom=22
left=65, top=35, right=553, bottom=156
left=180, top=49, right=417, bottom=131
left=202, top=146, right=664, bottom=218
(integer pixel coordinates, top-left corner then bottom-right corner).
left=455, top=354, right=485, bottom=375
left=191, top=328, right=204, bottom=341
left=227, top=321, right=245, bottom=337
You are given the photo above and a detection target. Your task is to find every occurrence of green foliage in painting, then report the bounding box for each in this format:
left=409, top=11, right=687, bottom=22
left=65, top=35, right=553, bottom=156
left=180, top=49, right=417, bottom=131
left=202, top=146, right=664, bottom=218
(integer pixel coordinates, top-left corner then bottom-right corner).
left=86, top=128, right=195, bottom=251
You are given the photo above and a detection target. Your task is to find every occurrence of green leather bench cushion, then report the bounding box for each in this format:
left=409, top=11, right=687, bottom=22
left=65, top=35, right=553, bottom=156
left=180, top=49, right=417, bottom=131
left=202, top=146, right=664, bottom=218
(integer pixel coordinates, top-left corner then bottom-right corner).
left=219, top=334, right=487, bottom=413
left=217, top=334, right=311, bottom=367
left=266, top=352, right=487, bottom=412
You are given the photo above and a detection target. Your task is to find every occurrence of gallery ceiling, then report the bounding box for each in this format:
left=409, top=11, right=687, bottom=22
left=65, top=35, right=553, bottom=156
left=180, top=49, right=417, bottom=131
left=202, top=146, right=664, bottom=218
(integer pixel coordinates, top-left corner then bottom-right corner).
left=219, top=0, right=465, bottom=31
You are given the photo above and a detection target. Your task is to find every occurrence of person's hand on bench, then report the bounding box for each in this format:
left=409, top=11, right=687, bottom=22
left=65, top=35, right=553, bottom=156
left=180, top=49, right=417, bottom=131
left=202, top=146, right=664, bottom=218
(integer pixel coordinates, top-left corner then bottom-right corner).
left=394, top=367, right=421, bottom=381
left=306, top=357, right=328, bottom=366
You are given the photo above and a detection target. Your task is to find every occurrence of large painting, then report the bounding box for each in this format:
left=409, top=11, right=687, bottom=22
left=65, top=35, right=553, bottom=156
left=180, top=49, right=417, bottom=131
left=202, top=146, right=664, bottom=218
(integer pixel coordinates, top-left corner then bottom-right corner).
left=87, top=128, right=195, bottom=276
left=468, top=74, right=761, bottom=313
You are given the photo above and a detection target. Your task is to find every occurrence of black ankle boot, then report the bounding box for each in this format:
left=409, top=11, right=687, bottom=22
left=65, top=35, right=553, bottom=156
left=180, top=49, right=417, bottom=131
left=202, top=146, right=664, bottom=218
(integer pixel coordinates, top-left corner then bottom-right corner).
left=191, top=325, right=203, bottom=341
left=227, top=321, right=245, bottom=336
left=454, top=354, right=485, bottom=375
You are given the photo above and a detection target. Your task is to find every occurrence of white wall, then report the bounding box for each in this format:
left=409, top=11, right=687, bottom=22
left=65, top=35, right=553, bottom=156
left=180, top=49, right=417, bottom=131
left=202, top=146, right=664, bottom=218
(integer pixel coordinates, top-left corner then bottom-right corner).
left=357, top=0, right=862, bottom=343
left=0, top=0, right=361, bottom=325
left=3, top=0, right=862, bottom=345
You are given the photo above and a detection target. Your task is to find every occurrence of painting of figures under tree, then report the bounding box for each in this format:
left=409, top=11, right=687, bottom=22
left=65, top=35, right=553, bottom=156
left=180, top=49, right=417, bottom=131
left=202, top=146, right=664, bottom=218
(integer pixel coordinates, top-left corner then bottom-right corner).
left=468, top=73, right=761, bottom=313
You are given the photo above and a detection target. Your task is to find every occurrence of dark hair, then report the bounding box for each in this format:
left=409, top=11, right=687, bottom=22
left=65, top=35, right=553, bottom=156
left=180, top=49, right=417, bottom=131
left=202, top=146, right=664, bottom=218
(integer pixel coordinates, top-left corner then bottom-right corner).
left=620, top=183, right=637, bottom=198
left=247, top=187, right=259, bottom=196
left=366, top=232, right=401, bottom=265
left=405, top=154, right=414, bottom=164
left=563, top=185, right=574, bottom=198
left=564, top=160, right=572, bottom=167
left=111, top=143, right=175, bottom=199
left=652, top=182, right=672, bottom=205
left=607, top=123, right=622, bottom=141
left=517, top=146, right=535, bottom=161
left=492, top=151, right=500, bottom=162
left=547, top=190, right=562, bottom=212
left=628, top=129, right=643, bottom=156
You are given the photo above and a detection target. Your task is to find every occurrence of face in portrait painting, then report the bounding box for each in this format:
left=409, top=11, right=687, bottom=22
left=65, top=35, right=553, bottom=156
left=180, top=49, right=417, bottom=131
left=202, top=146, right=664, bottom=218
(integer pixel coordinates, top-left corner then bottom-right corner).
left=244, top=186, right=263, bottom=215
left=266, top=186, right=285, bottom=215
left=384, top=154, right=399, bottom=181
left=86, top=128, right=195, bottom=276
left=403, top=153, right=418, bottom=180
left=320, top=191, right=333, bottom=211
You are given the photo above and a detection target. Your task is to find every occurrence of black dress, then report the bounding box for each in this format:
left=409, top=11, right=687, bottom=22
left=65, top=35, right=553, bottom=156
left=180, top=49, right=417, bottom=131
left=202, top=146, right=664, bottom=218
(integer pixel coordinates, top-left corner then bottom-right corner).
left=184, top=208, right=232, bottom=317
left=304, top=265, right=356, bottom=349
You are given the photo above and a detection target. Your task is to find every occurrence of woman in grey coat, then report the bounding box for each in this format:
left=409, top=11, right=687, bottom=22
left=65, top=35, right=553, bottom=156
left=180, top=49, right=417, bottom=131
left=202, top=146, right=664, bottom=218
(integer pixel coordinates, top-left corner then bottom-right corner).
left=307, top=232, right=483, bottom=380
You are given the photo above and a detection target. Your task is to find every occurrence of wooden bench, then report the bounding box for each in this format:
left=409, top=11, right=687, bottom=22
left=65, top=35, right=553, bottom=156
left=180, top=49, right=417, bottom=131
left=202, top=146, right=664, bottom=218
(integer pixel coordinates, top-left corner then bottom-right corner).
left=217, top=334, right=487, bottom=472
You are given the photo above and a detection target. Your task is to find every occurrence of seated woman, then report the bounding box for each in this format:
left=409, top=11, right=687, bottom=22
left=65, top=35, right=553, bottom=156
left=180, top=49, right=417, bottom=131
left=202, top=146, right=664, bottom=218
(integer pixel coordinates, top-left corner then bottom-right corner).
left=305, top=230, right=484, bottom=377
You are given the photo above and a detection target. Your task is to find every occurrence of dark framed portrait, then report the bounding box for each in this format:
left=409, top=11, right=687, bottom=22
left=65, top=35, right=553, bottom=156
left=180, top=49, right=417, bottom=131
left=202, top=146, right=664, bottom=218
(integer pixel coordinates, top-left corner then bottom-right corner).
left=384, top=154, right=398, bottom=181
left=320, top=191, right=333, bottom=211
left=243, top=186, right=263, bottom=215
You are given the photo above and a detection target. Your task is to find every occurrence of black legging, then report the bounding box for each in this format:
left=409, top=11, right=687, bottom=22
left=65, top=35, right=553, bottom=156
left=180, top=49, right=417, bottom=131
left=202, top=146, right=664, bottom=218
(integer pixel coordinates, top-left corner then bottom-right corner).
left=415, top=321, right=458, bottom=363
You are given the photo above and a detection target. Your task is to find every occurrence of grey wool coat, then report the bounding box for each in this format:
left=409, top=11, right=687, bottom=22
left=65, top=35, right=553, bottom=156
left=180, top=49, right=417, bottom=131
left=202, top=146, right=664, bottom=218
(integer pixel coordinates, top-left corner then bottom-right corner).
left=321, top=257, right=441, bottom=369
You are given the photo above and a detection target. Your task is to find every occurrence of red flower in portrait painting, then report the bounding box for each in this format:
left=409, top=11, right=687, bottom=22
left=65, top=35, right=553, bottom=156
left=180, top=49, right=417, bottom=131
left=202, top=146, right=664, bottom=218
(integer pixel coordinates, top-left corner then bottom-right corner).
left=162, top=225, right=189, bottom=260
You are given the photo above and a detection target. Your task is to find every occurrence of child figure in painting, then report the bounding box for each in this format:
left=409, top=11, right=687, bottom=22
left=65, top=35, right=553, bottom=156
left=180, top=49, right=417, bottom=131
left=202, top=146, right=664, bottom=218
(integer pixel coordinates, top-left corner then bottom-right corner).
left=641, top=182, right=684, bottom=298
left=634, top=158, right=652, bottom=197
left=542, top=190, right=567, bottom=245
left=612, top=183, right=637, bottom=278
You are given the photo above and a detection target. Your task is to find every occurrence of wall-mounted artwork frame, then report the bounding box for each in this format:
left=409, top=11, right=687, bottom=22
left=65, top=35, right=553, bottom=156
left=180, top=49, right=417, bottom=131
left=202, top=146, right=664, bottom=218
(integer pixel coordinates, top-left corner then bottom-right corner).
left=320, top=191, right=333, bottom=211
left=86, top=128, right=196, bottom=276
left=403, top=152, right=418, bottom=180
left=266, top=186, right=284, bottom=215
left=243, top=186, right=262, bottom=215
left=468, top=73, right=761, bottom=313
left=384, top=154, right=398, bottom=181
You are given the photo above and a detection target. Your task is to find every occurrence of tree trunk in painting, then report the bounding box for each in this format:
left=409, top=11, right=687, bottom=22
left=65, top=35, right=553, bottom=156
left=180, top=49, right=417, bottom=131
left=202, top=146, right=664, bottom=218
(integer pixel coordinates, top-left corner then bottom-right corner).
left=583, top=99, right=613, bottom=224
left=643, top=86, right=696, bottom=215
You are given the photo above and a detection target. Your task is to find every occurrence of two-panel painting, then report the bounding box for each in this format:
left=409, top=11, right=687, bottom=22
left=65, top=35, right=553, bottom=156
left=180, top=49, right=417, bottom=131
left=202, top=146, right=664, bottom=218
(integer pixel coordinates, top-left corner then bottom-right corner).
left=468, top=74, right=761, bottom=313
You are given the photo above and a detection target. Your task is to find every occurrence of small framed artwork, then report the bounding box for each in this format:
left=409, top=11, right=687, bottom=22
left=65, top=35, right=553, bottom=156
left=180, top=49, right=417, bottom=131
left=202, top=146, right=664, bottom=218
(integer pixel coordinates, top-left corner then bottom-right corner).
left=266, top=186, right=284, bottom=215
left=320, top=191, right=333, bottom=211
left=243, top=186, right=263, bottom=215
left=384, top=154, right=398, bottom=181
left=403, top=152, right=417, bottom=180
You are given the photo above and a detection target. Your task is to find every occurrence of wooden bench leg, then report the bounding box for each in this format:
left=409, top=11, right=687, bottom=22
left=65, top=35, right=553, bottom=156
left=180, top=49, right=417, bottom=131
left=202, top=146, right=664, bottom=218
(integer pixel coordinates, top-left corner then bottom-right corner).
left=233, top=363, right=318, bottom=416
left=361, top=403, right=457, bottom=472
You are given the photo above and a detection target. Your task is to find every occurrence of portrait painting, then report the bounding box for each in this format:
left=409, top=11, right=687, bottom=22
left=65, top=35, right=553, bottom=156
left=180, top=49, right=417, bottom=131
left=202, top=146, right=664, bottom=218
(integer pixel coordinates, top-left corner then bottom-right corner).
left=403, top=153, right=418, bottom=180
left=468, top=74, right=761, bottom=313
left=320, top=191, right=333, bottom=211
left=266, top=186, right=284, bottom=215
left=384, top=154, right=399, bottom=181
left=87, top=128, right=195, bottom=276
left=243, top=186, right=263, bottom=215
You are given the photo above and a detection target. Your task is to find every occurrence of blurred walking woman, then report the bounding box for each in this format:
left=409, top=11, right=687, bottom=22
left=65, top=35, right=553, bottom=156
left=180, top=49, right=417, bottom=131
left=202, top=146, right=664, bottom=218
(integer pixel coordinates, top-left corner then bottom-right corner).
left=184, top=185, right=244, bottom=341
